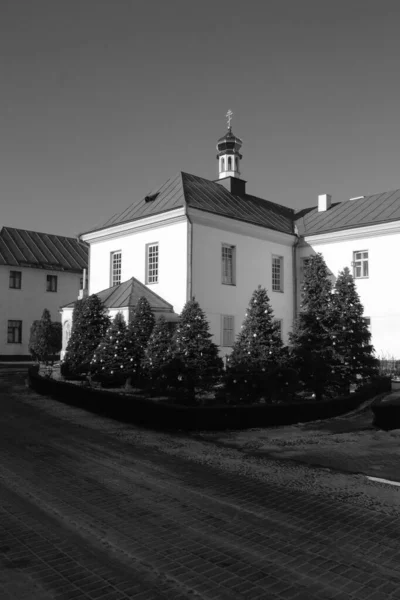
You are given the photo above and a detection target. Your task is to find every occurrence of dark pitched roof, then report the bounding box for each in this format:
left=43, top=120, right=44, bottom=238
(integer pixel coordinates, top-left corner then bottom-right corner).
left=82, top=172, right=295, bottom=236
left=62, top=277, right=175, bottom=312
left=0, top=226, right=88, bottom=272
left=295, top=189, right=400, bottom=236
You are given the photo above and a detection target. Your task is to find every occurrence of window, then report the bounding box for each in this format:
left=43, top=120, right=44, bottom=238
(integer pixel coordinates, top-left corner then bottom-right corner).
left=110, top=251, right=122, bottom=286
left=353, top=250, right=369, bottom=278
left=221, top=244, right=236, bottom=285
left=46, top=275, right=58, bottom=292
left=363, top=317, right=371, bottom=329
left=9, top=271, right=21, bottom=289
left=7, top=320, right=22, bottom=344
left=221, top=158, right=225, bottom=171
left=222, top=315, right=235, bottom=347
left=146, top=243, right=159, bottom=284
left=272, top=256, right=283, bottom=292
left=299, top=257, right=310, bottom=282
left=274, top=319, right=283, bottom=340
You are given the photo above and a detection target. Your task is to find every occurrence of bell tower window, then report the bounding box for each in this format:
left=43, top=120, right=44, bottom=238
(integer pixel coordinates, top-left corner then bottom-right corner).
left=221, top=157, right=225, bottom=171
left=228, top=157, right=232, bottom=171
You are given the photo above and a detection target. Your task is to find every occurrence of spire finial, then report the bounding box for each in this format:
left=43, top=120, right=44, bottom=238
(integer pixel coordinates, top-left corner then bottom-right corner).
left=226, top=109, right=233, bottom=130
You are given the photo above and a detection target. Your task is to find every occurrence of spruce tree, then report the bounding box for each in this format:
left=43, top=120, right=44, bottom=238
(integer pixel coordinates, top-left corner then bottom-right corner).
left=226, top=286, right=284, bottom=402
left=120, top=297, right=155, bottom=384
left=289, top=253, right=338, bottom=400
left=63, top=294, right=110, bottom=375
left=332, top=267, right=378, bottom=389
left=172, top=298, right=223, bottom=400
left=28, top=308, right=54, bottom=364
left=142, top=315, right=174, bottom=393
left=90, top=312, right=127, bottom=382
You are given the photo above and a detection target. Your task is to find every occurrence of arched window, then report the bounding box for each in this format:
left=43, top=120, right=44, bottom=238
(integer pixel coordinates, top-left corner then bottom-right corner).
left=228, top=157, right=232, bottom=170
left=235, top=157, right=239, bottom=171
left=221, top=157, right=225, bottom=171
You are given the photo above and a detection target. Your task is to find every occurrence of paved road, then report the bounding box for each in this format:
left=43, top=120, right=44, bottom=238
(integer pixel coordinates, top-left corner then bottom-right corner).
left=1, top=373, right=400, bottom=600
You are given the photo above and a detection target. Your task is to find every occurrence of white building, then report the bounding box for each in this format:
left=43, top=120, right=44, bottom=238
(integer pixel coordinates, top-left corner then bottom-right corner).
left=0, top=226, right=88, bottom=360
left=61, top=123, right=400, bottom=360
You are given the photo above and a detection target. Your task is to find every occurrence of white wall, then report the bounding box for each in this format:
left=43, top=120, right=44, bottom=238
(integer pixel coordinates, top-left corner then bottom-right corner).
left=301, top=227, right=400, bottom=358
left=191, top=216, right=295, bottom=353
left=0, top=266, right=82, bottom=357
left=88, top=219, right=188, bottom=315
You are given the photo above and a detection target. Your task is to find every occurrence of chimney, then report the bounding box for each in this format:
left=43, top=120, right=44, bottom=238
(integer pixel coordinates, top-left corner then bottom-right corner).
left=318, top=193, right=332, bottom=212
left=215, top=176, right=246, bottom=196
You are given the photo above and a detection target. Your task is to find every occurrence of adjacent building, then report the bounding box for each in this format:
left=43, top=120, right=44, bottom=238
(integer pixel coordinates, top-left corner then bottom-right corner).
left=0, top=226, right=88, bottom=359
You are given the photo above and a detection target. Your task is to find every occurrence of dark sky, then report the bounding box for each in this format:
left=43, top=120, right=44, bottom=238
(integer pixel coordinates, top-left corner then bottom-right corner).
left=1, top=0, right=400, bottom=236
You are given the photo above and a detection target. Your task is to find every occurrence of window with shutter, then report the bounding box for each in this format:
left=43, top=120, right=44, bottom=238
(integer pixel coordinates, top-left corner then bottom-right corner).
left=222, top=315, right=234, bottom=347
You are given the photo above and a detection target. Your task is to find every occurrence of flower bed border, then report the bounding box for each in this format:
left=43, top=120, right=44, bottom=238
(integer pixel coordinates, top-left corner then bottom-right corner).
left=28, top=367, right=391, bottom=431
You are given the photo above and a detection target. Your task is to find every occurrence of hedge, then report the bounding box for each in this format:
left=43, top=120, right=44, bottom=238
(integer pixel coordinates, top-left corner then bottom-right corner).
left=28, top=367, right=391, bottom=432
left=371, top=394, right=400, bottom=430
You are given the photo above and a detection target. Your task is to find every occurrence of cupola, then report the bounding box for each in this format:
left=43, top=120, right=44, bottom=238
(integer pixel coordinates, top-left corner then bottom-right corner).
left=216, top=110, right=243, bottom=179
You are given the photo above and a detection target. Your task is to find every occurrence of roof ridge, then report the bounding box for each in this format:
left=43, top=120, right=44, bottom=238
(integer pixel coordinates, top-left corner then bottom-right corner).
left=2, top=225, right=86, bottom=243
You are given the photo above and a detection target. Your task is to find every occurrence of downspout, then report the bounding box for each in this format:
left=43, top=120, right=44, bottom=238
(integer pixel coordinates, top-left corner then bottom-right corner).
left=185, top=207, right=193, bottom=302
left=292, top=230, right=300, bottom=324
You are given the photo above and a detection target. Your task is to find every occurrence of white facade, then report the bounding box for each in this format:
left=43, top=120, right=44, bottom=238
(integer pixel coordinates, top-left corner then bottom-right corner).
left=0, top=265, right=82, bottom=358
left=189, top=209, right=295, bottom=351
left=83, top=209, right=188, bottom=315
left=300, top=220, right=400, bottom=358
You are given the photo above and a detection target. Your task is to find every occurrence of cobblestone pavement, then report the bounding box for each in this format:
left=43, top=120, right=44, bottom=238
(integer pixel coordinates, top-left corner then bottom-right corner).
left=194, top=391, right=400, bottom=484
left=1, top=373, right=400, bottom=599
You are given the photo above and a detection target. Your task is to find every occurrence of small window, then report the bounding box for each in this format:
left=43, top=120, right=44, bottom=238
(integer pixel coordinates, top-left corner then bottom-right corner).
left=353, top=250, right=368, bottom=278
left=110, top=251, right=122, bottom=286
left=222, top=315, right=235, bottom=347
left=46, top=275, right=58, bottom=292
left=221, top=244, right=236, bottom=285
left=272, top=256, right=283, bottom=292
left=221, top=158, right=225, bottom=171
left=146, top=243, right=159, bottom=284
left=7, top=320, right=22, bottom=344
left=235, top=157, right=239, bottom=171
left=363, top=317, right=371, bottom=329
left=9, top=270, right=22, bottom=289
left=274, top=318, right=283, bottom=340
left=228, top=157, right=232, bottom=170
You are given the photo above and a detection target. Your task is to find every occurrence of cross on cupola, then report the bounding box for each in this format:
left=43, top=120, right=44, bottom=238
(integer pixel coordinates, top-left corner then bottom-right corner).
left=216, top=110, right=243, bottom=180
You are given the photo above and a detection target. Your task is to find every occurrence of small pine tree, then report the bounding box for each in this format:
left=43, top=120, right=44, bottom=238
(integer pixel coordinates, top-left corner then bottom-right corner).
left=64, top=295, right=110, bottom=375
left=226, top=286, right=284, bottom=402
left=142, top=315, right=174, bottom=393
left=289, top=253, right=339, bottom=400
left=332, top=267, right=378, bottom=389
left=28, top=308, right=54, bottom=364
left=120, top=297, right=155, bottom=385
left=90, top=312, right=127, bottom=382
left=171, top=298, right=223, bottom=400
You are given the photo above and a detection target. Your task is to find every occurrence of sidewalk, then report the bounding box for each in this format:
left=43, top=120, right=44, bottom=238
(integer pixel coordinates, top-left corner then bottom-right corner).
left=194, top=391, right=400, bottom=484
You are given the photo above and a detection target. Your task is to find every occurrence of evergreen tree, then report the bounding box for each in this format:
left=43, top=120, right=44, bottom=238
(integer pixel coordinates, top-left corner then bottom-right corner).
left=28, top=308, right=54, bottom=364
left=289, top=253, right=339, bottom=400
left=225, top=286, right=284, bottom=402
left=63, top=295, right=110, bottom=375
left=120, top=297, right=155, bottom=384
left=332, top=267, right=378, bottom=388
left=90, top=312, right=127, bottom=381
left=171, top=298, right=223, bottom=400
left=142, top=315, right=174, bottom=393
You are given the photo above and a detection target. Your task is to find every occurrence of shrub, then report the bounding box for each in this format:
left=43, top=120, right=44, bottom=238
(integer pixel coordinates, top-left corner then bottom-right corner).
left=29, top=309, right=61, bottom=364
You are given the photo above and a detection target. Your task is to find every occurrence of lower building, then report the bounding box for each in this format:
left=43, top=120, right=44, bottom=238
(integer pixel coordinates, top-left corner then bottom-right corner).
left=0, top=226, right=88, bottom=360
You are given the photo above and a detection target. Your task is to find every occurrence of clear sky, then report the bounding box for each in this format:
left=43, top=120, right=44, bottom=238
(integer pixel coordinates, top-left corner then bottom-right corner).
left=1, top=0, right=400, bottom=237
